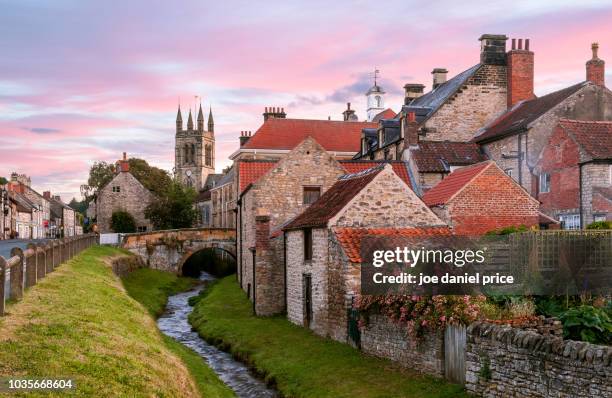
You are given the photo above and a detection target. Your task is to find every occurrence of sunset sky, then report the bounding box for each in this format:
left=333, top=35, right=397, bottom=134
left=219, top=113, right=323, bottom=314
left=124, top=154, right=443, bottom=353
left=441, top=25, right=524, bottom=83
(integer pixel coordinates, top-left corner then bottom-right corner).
left=1, top=0, right=611, bottom=200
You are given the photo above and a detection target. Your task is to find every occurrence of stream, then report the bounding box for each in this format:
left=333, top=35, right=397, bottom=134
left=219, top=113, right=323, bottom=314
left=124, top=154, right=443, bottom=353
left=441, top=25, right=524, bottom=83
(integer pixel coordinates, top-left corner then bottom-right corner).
left=157, top=272, right=278, bottom=398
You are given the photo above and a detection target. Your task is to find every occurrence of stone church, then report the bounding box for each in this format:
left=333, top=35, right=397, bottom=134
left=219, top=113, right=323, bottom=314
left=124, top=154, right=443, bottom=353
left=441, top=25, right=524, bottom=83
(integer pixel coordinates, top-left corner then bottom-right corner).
left=175, top=104, right=215, bottom=191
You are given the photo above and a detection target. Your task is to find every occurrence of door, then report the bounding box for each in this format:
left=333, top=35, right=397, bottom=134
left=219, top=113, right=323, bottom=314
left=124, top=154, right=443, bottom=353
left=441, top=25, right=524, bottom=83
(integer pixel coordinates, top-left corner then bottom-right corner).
left=444, top=324, right=467, bottom=385
left=303, top=274, right=312, bottom=328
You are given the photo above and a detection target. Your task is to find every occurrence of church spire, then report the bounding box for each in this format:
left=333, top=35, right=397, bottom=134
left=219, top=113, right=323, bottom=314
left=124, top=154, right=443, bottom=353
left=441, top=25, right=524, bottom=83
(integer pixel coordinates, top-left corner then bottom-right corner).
left=197, top=103, right=204, bottom=132
left=187, top=109, right=194, bottom=130
left=176, top=105, right=183, bottom=132
left=208, top=106, right=214, bottom=134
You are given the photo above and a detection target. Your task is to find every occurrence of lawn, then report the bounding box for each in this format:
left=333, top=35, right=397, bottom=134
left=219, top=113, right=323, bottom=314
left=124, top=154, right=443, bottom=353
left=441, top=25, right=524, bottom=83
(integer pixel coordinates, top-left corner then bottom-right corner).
left=0, top=246, right=221, bottom=397
left=122, top=268, right=235, bottom=398
left=190, top=276, right=470, bottom=398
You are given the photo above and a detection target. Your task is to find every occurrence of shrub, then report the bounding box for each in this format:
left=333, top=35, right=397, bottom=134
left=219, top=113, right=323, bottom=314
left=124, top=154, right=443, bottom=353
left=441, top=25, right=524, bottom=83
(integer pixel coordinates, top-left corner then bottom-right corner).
left=586, top=220, right=612, bottom=230
left=485, top=224, right=531, bottom=236
left=110, top=211, right=136, bottom=233
left=559, top=305, right=612, bottom=344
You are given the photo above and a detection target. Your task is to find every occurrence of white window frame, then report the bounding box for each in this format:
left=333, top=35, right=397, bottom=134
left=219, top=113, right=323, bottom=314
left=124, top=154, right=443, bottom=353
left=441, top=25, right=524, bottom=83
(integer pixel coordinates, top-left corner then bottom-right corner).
left=559, top=214, right=580, bottom=230
left=539, top=173, right=550, bottom=193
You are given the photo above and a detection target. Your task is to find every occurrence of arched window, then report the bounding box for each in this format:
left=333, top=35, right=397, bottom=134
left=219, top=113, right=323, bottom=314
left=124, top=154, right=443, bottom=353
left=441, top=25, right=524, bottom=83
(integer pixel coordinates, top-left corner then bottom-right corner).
left=205, top=144, right=212, bottom=167
left=184, top=144, right=190, bottom=164
left=191, top=144, right=196, bottom=164
left=375, top=95, right=382, bottom=108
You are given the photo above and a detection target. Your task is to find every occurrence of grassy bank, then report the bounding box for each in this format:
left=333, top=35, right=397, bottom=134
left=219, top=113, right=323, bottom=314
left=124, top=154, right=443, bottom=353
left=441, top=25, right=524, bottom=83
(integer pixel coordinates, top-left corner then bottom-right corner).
left=122, top=268, right=235, bottom=398
left=190, top=276, right=469, bottom=398
left=0, top=246, right=217, bottom=397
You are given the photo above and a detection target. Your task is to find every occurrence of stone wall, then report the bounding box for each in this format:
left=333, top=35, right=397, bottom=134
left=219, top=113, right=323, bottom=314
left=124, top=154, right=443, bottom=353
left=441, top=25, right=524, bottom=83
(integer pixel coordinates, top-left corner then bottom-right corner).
left=425, top=64, right=507, bottom=143
left=97, top=171, right=154, bottom=233
left=110, top=255, right=145, bottom=277
left=360, top=314, right=445, bottom=377
left=466, top=321, right=612, bottom=398
left=582, top=162, right=611, bottom=225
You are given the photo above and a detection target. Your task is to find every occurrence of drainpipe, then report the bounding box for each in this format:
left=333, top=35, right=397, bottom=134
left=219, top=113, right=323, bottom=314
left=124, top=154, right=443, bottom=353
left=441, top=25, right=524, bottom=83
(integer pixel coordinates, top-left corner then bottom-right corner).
left=234, top=208, right=238, bottom=283
left=283, top=231, right=287, bottom=311
left=579, top=164, right=584, bottom=229
left=251, top=248, right=256, bottom=314
left=238, top=199, right=243, bottom=288
left=517, top=133, right=523, bottom=186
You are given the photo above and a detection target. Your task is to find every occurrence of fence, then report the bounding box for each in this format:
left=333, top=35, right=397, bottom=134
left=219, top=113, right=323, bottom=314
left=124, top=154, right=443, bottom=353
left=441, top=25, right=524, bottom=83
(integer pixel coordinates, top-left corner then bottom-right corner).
left=0, top=234, right=99, bottom=316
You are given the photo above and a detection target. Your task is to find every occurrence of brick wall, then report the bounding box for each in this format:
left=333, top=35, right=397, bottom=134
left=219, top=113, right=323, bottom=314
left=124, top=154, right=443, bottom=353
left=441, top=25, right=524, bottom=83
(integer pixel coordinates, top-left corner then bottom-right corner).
left=360, top=314, right=445, bottom=377
left=466, top=321, right=612, bottom=397
left=445, top=164, right=539, bottom=234
left=507, top=47, right=534, bottom=107
left=424, top=65, right=507, bottom=142
left=96, top=172, right=154, bottom=233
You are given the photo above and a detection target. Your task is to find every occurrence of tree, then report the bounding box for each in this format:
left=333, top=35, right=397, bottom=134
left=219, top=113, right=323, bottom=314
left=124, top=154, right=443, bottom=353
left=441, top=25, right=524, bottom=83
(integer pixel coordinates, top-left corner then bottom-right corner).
left=0, top=176, right=8, bottom=185
left=145, top=180, right=197, bottom=230
left=110, top=211, right=137, bottom=233
left=69, top=198, right=88, bottom=215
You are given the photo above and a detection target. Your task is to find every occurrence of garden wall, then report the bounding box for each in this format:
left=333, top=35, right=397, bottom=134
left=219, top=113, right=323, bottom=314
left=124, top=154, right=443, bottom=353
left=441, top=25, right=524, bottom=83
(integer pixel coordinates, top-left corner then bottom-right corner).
left=465, top=321, right=612, bottom=397
left=359, top=314, right=445, bottom=377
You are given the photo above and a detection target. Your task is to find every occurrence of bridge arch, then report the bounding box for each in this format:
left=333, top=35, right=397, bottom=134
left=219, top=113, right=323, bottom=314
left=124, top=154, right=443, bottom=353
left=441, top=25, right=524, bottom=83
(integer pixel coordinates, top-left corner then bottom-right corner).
left=177, top=244, right=237, bottom=277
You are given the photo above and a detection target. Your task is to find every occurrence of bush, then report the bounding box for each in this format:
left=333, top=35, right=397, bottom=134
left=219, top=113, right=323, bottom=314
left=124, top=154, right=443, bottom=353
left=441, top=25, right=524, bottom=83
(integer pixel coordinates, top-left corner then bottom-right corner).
left=559, top=305, right=612, bottom=344
left=110, top=211, right=136, bottom=233
left=586, top=220, right=612, bottom=230
left=485, top=224, right=531, bottom=235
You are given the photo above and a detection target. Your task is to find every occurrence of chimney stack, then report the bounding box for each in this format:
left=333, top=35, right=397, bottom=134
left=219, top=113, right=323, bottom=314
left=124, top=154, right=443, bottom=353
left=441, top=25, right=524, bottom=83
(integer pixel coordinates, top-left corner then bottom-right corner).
left=586, top=42, right=605, bottom=87
left=342, top=102, right=357, bottom=121
left=507, top=37, right=535, bottom=107
left=117, top=153, right=130, bottom=173
left=239, top=131, right=252, bottom=147
left=431, top=69, right=448, bottom=89
left=263, top=106, right=287, bottom=121
left=403, top=83, right=425, bottom=104
left=403, top=112, right=419, bottom=148
left=479, top=34, right=508, bottom=65
left=43, top=191, right=51, bottom=200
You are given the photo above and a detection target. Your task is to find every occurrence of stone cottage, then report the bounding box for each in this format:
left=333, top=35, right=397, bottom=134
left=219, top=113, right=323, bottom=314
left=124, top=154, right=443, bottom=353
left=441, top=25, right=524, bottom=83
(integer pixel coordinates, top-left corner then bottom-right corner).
left=282, top=164, right=446, bottom=340
left=96, top=153, right=155, bottom=233
left=534, top=119, right=612, bottom=228
left=423, top=161, right=540, bottom=235
left=474, top=43, right=612, bottom=195
left=46, top=193, right=76, bottom=237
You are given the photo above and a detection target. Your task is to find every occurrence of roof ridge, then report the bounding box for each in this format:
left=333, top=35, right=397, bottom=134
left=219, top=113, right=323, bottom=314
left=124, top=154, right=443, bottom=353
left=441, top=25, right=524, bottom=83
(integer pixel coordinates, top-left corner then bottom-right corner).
left=338, top=164, right=384, bottom=180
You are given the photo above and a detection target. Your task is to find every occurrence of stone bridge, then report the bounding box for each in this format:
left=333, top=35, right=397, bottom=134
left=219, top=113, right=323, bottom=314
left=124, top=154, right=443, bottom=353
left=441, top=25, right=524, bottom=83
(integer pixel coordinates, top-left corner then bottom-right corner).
left=121, top=228, right=236, bottom=274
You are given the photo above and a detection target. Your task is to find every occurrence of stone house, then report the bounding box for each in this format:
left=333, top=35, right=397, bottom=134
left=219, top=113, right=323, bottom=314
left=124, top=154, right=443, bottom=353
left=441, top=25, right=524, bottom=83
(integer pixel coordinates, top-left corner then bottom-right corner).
left=96, top=153, right=155, bottom=233
left=534, top=119, right=612, bottom=228
left=281, top=164, right=446, bottom=341
left=474, top=43, right=612, bottom=195
left=357, top=34, right=519, bottom=161
left=8, top=174, right=51, bottom=238
left=210, top=167, right=235, bottom=228
left=195, top=173, right=222, bottom=228
left=423, top=161, right=540, bottom=235
left=46, top=193, right=76, bottom=237
left=8, top=192, right=36, bottom=239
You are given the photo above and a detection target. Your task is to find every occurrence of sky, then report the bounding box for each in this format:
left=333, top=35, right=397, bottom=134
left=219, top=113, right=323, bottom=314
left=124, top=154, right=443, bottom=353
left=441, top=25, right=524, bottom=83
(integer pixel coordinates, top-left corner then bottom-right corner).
left=1, top=0, right=611, bottom=200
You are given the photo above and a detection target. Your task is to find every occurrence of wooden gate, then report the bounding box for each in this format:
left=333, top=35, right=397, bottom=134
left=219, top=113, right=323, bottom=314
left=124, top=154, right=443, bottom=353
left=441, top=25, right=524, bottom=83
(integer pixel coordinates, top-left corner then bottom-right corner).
left=444, top=324, right=466, bottom=385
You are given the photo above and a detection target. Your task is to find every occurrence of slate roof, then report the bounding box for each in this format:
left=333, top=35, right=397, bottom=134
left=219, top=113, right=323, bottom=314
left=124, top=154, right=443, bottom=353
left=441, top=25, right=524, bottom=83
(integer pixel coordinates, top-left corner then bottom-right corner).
left=372, top=108, right=397, bottom=122
left=334, top=227, right=452, bottom=263
left=411, top=141, right=488, bottom=172
left=215, top=167, right=235, bottom=188
left=339, top=160, right=412, bottom=189
left=283, top=166, right=384, bottom=230
left=49, top=197, right=73, bottom=219
left=473, top=82, right=588, bottom=143
left=203, top=173, right=223, bottom=189
left=238, top=160, right=278, bottom=193
left=241, top=118, right=377, bottom=152
left=402, top=64, right=482, bottom=123
left=557, top=119, right=612, bottom=162
left=422, top=161, right=493, bottom=206
left=9, top=192, right=36, bottom=213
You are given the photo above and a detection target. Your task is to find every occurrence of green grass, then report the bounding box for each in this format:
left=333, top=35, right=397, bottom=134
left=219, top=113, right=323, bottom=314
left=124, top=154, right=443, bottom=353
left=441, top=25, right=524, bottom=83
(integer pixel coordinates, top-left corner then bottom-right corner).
left=190, top=276, right=470, bottom=398
left=122, top=268, right=235, bottom=398
left=0, top=246, right=202, bottom=397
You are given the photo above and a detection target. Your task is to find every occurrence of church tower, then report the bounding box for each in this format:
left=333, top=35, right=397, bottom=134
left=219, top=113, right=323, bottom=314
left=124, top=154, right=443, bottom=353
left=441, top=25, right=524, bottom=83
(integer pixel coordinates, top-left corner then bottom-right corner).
left=366, top=69, right=386, bottom=121
left=174, top=102, right=215, bottom=191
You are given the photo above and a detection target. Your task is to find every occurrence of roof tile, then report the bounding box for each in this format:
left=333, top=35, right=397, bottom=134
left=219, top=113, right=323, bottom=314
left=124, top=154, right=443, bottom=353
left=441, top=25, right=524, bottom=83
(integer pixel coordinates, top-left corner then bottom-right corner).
left=411, top=141, right=487, bottom=172
left=422, top=161, right=493, bottom=206
left=238, top=160, right=278, bottom=193
left=558, top=119, right=612, bottom=161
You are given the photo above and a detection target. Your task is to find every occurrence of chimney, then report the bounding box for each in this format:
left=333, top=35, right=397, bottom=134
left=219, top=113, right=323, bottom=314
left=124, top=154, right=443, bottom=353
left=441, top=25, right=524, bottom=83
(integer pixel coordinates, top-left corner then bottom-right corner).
left=255, top=212, right=271, bottom=251
left=263, top=106, right=287, bottom=121
left=479, top=34, right=508, bottom=65
left=586, top=42, right=605, bottom=87
left=403, top=83, right=425, bottom=104
left=403, top=112, right=419, bottom=148
left=53, top=195, right=61, bottom=202
left=431, top=69, right=448, bottom=89
left=507, top=37, right=535, bottom=107
left=342, top=102, right=357, bottom=121
left=117, top=153, right=129, bottom=173
left=43, top=191, right=51, bottom=200
left=239, top=131, right=252, bottom=147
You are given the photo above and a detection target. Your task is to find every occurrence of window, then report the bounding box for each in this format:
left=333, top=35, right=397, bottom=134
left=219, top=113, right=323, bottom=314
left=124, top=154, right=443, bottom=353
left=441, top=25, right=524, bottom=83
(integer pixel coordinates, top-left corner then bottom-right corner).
left=303, top=187, right=321, bottom=205
left=539, top=173, right=551, bottom=193
left=505, top=168, right=513, bottom=178
left=375, top=95, right=382, bottom=107
left=205, top=144, right=212, bottom=167
left=559, top=214, right=580, bottom=230
left=112, top=186, right=121, bottom=193
left=137, top=226, right=147, bottom=232
left=304, top=228, right=313, bottom=261
left=594, top=214, right=607, bottom=222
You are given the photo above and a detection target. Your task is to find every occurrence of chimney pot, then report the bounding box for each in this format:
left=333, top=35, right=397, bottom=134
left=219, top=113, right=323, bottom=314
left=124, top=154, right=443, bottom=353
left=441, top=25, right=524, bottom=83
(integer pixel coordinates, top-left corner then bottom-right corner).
left=525, top=39, right=530, bottom=51
left=512, top=38, right=516, bottom=50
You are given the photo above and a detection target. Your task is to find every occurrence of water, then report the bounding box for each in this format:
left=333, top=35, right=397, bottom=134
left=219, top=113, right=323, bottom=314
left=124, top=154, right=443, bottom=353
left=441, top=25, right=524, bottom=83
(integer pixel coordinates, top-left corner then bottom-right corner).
left=157, top=272, right=277, bottom=398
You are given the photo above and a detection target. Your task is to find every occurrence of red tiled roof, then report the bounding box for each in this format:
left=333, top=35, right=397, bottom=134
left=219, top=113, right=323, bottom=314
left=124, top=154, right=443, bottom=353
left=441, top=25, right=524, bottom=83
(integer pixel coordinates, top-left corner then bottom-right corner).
left=372, top=108, right=397, bottom=122
left=538, top=212, right=560, bottom=225
left=558, top=119, right=612, bottom=161
left=411, top=141, right=488, bottom=172
left=334, top=227, right=452, bottom=263
left=284, top=166, right=384, bottom=230
left=238, top=160, right=278, bottom=193
left=340, top=161, right=412, bottom=189
left=473, top=82, right=587, bottom=143
left=241, top=118, right=377, bottom=152
left=422, top=161, right=493, bottom=206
